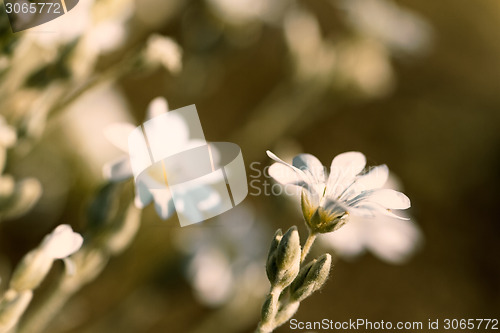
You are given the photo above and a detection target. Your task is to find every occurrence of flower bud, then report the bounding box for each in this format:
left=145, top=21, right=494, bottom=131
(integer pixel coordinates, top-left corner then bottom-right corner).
left=269, top=226, right=301, bottom=288
left=1, top=178, right=42, bottom=221
left=9, top=250, right=53, bottom=292
left=144, top=34, right=182, bottom=73
left=265, top=229, right=282, bottom=284
left=290, top=253, right=331, bottom=302
left=0, top=290, right=33, bottom=332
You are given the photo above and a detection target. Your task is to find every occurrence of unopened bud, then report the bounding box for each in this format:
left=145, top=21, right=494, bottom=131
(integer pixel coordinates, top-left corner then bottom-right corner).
left=265, top=229, right=282, bottom=283
left=9, top=250, right=53, bottom=292
left=290, top=253, right=331, bottom=302
left=273, top=226, right=301, bottom=288
left=144, top=34, right=182, bottom=73
left=1, top=178, right=42, bottom=221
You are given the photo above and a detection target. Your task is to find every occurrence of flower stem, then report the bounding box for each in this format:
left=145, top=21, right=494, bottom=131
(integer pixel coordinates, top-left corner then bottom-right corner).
left=301, top=232, right=317, bottom=263
left=255, top=286, right=281, bottom=333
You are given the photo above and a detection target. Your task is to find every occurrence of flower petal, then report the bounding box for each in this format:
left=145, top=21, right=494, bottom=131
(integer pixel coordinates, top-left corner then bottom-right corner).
left=367, top=189, right=411, bottom=209
left=330, top=151, right=366, bottom=175
left=292, top=154, right=326, bottom=184
left=143, top=110, right=189, bottom=151
left=104, top=122, right=136, bottom=152
left=356, top=164, right=389, bottom=191
left=267, top=150, right=315, bottom=184
left=326, top=152, right=366, bottom=198
left=103, top=156, right=133, bottom=181
left=268, top=163, right=306, bottom=187
left=267, top=150, right=319, bottom=202
left=146, top=97, right=169, bottom=120
left=322, top=198, right=349, bottom=216
left=337, top=164, right=390, bottom=202
left=42, top=225, right=83, bottom=259
left=350, top=202, right=409, bottom=220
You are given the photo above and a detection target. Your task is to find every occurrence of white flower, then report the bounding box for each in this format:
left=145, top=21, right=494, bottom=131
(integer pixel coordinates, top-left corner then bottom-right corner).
left=267, top=150, right=411, bottom=233
left=40, top=225, right=83, bottom=260
left=318, top=174, right=421, bottom=264
left=103, top=97, right=219, bottom=221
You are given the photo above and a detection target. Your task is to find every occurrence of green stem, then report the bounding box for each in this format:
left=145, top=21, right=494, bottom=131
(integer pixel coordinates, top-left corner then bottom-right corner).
left=255, top=286, right=281, bottom=333
left=300, top=232, right=317, bottom=263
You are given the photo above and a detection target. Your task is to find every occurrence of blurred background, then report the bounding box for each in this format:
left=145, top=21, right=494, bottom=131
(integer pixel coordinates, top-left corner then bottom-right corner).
left=0, top=0, right=499, bottom=332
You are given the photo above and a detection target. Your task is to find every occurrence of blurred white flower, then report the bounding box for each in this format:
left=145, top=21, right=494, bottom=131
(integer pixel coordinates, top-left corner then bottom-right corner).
left=61, top=85, right=132, bottom=178
left=103, top=97, right=219, bottom=221
left=175, top=205, right=269, bottom=306
left=69, top=0, right=133, bottom=78
left=25, top=0, right=132, bottom=80
left=335, top=39, right=395, bottom=97
left=83, top=20, right=127, bottom=55
left=26, top=0, right=95, bottom=47
left=284, top=6, right=337, bottom=81
left=27, top=0, right=132, bottom=52
left=145, top=35, right=183, bottom=74
left=338, top=0, right=432, bottom=55
left=103, top=98, right=176, bottom=219
left=267, top=151, right=411, bottom=233
left=187, top=246, right=233, bottom=306
left=206, top=0, right=287, bottom=25
left=40, top=224, right=83, bottom=260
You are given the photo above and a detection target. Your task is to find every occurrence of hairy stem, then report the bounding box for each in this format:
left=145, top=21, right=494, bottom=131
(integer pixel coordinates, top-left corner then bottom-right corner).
left=300, top=232, right=317, bottom=263
left=255, top=286, right=282, bottom=333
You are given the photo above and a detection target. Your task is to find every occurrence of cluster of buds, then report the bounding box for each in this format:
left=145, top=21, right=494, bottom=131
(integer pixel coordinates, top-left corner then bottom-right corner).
left=257, top=226, right=331, bottom=333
